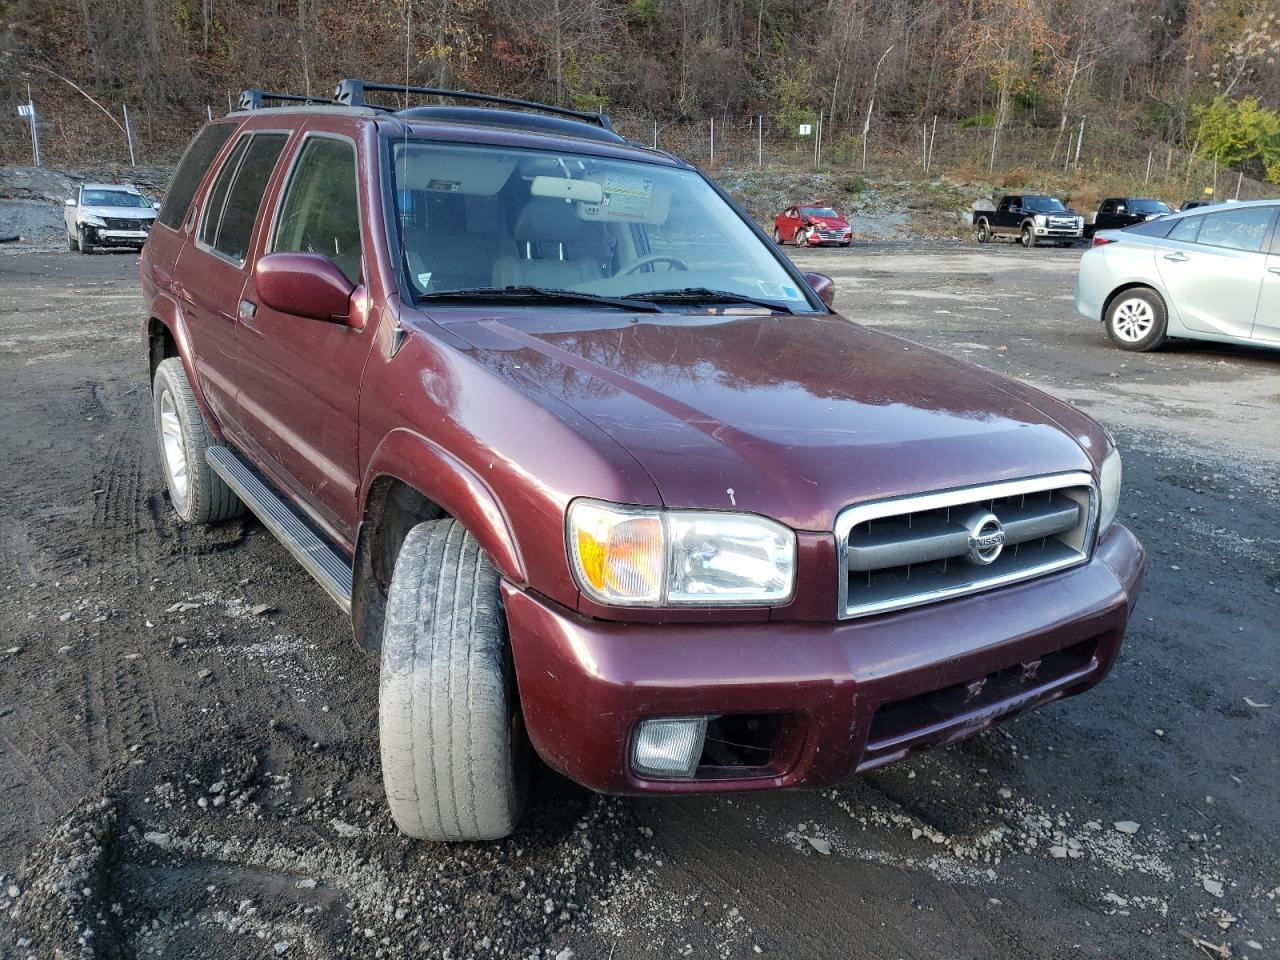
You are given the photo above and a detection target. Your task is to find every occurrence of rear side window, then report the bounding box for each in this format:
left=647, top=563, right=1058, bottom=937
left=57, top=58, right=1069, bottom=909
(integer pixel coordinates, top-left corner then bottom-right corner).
left=199, top=133, right=288, bottom=263
left=272, top=137, right=362, bottom=284
left=216, top=134, right=288, bottom=261
left=1125, top=217, right=1176, bottom=239
left=1167, top=215, right=1201, bottom=244
left=1196, top=206, right=1274, bottom=253
left=158, top=123, right=236, bottom=230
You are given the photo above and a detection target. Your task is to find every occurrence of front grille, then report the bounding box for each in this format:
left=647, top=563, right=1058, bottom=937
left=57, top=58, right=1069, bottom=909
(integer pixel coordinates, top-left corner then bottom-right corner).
left=1047, top=217, right=1078, bottom=229
left=836, top=473, right=1095, bottom=618
left=817, top=229, right=845, bottom=238
left=103, top=217, right=150, bottom=230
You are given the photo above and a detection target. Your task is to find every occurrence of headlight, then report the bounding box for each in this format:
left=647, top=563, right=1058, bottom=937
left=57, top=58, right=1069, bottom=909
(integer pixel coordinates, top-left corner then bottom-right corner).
left=82, top=214, right=107, bottom=227
left=1098, top=448, right=1122, bottom=535
left=1033, top=214, right=1047, bottom=225
left=567, top=499, right=796, bottom=606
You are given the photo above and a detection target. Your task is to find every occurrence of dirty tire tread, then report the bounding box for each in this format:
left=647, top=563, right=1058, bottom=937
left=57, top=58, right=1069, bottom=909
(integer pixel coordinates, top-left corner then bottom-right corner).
left=380, top=518, right=525, bottom=841
left=151, top=357, right=245, bottom=524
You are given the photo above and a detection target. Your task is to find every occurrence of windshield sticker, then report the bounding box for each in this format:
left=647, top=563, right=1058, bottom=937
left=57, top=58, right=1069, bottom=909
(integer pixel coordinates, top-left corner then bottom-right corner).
left=416, top=271, right=433, bottom=288
left=427, top=179, right=461, bottom=192
left=600, top=173, right=653, bottom=219
left=756, top=280, right=803, bottom=300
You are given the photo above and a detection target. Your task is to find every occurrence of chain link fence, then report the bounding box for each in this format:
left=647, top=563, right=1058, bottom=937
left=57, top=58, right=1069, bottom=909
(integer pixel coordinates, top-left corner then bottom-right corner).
left=3, top=90, right=1274, bottom=205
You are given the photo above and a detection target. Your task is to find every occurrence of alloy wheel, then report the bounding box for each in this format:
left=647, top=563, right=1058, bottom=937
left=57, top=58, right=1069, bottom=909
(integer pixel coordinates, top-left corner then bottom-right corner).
left=158, top=389, right=188, bottom=503
left=1111, top=297, right=1156, bottom=343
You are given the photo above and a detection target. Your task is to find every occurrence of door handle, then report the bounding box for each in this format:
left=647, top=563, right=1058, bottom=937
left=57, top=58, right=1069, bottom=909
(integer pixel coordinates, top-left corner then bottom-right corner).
left=1268, top=266, right=1280, bottom=275
left=1163, top=252, right=1189, bottom=262
left=238, top=299, right=257, bottom=320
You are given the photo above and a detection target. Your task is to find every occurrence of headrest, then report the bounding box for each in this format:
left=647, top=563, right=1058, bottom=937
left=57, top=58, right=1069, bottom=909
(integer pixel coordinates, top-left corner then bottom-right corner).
left=513, top=198, right=583, bottom=242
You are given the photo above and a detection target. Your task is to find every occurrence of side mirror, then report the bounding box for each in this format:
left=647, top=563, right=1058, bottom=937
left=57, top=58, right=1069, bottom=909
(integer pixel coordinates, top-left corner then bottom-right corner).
left=65, top=198, right=76, bottom=207
left=804, top=272, right=835, bottom=309
left=254, top=252, right=355, bottom=323
left=152, top=201, right=161, bottom=210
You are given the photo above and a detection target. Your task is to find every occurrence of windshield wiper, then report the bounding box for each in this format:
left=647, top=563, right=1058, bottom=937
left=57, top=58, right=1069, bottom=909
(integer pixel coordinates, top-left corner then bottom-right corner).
left=416, top=285, right=663, bottom=313
left=624, top=287, right=796, bottom=314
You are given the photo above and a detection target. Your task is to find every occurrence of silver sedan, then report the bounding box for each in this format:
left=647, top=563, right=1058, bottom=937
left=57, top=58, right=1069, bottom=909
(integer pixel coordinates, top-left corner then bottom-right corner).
left=1075, top=199, right=1280, bottom=352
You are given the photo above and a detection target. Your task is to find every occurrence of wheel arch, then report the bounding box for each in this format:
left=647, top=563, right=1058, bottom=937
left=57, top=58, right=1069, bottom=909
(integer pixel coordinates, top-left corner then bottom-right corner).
left=352, top=429, right=527, bottom=652
left=1102, top=282, right=1168, bottom=325
left=144, top=301, right=225, bottom=442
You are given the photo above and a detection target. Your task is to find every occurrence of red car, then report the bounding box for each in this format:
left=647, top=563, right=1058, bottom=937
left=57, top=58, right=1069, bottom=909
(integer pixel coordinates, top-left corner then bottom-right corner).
left=773, top=203, right=852, bottom=246
left=141, top=81, right=1142, bottom=841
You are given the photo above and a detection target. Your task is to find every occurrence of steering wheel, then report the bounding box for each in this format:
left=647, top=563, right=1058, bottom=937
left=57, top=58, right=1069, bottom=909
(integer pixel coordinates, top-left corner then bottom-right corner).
left=619, top=255, right=690, bottom=276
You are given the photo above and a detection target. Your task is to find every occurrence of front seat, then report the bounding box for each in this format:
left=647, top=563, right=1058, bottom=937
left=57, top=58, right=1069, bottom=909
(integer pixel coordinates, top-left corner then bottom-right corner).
left=492, top=198, right=605, bottom=289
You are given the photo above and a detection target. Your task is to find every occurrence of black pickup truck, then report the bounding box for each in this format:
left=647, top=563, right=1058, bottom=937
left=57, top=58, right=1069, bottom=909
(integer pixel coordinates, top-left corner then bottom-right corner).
left=1083, top=197, right=1172, bottom=237
left=973, top=195, right=1085, bottom=247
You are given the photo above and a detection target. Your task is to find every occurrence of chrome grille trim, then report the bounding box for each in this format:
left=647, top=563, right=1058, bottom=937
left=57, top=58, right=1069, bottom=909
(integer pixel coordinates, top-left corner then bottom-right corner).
left=835, top=472, right=1097, bottom=619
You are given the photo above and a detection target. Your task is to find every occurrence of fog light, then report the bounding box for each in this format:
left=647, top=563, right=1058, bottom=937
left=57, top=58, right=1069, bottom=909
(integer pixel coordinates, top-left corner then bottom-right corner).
left=631, top=717, right=708, bottom=779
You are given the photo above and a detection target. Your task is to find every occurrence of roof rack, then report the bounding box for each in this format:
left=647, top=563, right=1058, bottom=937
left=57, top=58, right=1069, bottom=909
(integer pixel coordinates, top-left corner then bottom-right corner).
left=236, top=89, right=336, bottom=111
left=332, top=79, right=614, bottom=132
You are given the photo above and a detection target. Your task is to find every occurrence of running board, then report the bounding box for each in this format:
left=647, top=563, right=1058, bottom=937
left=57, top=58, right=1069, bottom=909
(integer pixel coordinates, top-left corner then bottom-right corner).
left=206, top=446, right=353, bottom=613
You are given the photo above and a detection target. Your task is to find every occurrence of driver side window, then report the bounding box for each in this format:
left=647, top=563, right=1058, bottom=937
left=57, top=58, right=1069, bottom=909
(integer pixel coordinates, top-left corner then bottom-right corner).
left=273, top=136, right=362, bottom=284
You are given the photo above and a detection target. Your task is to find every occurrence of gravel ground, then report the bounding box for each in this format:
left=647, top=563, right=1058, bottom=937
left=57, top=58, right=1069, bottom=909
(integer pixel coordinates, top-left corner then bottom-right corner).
left=1, top=243, right=1277, bottom=960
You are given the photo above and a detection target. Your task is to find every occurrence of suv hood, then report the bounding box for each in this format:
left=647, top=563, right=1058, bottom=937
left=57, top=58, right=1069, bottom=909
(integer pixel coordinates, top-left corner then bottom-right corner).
left=451, top=311, right=1102, bottom=531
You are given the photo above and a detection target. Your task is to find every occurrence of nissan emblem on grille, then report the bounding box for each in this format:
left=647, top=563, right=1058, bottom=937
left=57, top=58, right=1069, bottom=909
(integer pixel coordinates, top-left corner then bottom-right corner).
left=964, top=511, right=1006, bottom=565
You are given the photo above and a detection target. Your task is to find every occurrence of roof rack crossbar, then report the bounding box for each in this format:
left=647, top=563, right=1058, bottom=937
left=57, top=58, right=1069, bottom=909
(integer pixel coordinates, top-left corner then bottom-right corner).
left=237, top=89, right=337, bottom=111
left=333, top=80, right=614, bottom=132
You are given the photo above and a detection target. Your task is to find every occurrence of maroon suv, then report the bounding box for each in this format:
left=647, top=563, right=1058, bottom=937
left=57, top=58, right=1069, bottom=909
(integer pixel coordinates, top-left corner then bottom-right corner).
left=142, top=82, right=1144, bottom=841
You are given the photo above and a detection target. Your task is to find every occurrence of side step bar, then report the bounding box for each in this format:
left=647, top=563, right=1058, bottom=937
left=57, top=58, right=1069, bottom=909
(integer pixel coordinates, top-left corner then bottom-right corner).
left=206, top=446, right=353, bottom=613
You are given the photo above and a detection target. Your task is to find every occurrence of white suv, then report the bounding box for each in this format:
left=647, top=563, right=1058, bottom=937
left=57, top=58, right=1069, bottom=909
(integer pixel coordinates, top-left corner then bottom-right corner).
left=64, top=183, right=158, bottom=253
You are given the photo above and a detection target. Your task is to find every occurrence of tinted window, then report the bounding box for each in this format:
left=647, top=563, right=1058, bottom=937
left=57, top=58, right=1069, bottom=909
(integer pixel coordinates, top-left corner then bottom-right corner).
left=1196, top=206, right=1274, bottom=253
left=1125, top=217, right=1176, bottom=239
left=198, top=136, right=248, bottom=250
left=1167, top=215, right=1201, bottom=243
left=273, top=137, right=362, bottom=284
left=1023, top=197, right=1066, bottom=213
left=1129, top=199, right=1171, bottom=215
left=1100, top=200, right=1114, bottom=214
left=200, top=133, right=287, bottom=262
left=158, top=123, right=236, bottom=230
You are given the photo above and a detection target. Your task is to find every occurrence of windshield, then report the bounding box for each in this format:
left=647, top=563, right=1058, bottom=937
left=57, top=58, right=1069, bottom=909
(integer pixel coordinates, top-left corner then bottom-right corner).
left=1023, top=197, right=1067, bottom=213
left=799, top=206, right=839, bottom=217
left=81, top=189, right=151, bottom=209
left=388, top=140, right=818, bottom=312
left=1129, top=199, right=1171, bottom=214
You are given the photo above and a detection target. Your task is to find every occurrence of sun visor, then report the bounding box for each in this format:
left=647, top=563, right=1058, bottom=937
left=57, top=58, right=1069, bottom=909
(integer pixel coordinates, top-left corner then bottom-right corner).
left=578, top=172, right=672, bottom=224
left=394, top=147, right=516, bottom=196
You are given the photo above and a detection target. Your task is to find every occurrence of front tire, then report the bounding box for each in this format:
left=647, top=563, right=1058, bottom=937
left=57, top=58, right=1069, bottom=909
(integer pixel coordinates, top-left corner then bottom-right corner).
left=79, top=229, right=94, bottom=254
left=1021, top=224, right=1036, bottom=248
left=152, top=357, right=245, bottom=524
left=794, top=228, right=810, bottom=247
left=976, top=220, right=989, bottom=244
left=1105, top=288, right=1168, bottom=351
left=379, top=518, right=528, bottom=841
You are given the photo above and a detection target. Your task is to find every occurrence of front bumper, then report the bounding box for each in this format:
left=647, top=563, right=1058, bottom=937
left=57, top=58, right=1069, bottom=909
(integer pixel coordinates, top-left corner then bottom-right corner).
left=1033, top=226, right=1083, bottom=239
left=82, top=226, right=149, bottom=247
left=507, top=524, right=1144, bottom=795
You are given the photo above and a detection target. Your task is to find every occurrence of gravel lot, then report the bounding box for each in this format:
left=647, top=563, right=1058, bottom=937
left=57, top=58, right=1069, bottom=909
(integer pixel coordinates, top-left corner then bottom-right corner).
left=1, top=243, right=1277, bottom=960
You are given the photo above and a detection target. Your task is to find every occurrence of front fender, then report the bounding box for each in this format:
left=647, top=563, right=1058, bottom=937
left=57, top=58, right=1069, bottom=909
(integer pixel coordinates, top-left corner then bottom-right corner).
left=359, top=428, right=526, bottom=584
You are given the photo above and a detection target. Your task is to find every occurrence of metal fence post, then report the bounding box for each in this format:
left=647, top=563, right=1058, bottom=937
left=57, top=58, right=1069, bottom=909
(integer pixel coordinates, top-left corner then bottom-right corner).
left=1144, top=151, right=1152, bottom=185
left=653, top=119, right=658, bottom=149
left=709, top=117, right=714, bottom=166
left=123, top=103, right=137, bottom=166
left=815, top=110, right=822, bottom=170
left=1073, top=117, right=1085, bottom=169
left=24, top=84, right=41, bottom=167
left=1235, top=170, right=1243, bottom=200
left=757, top=115, right=762, bottom=169
left=207, top=104, right=214, bottom=122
